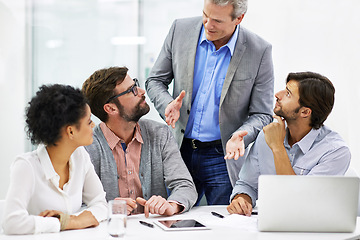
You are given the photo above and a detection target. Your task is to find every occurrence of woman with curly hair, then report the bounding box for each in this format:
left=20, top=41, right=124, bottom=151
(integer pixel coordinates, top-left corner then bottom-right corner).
left=2, top=84, right=107, bottom=235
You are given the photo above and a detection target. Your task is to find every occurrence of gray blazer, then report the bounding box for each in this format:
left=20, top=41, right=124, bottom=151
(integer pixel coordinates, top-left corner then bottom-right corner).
left=146, top=17, right=274, bottom=185
left=85, top=119, right=197, bottom=212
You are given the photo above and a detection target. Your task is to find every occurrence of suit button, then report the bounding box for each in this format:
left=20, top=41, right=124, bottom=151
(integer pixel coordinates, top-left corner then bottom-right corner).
left=187, top=110, right=190, bottom=114
left=181, top=129, right=185, bottom=133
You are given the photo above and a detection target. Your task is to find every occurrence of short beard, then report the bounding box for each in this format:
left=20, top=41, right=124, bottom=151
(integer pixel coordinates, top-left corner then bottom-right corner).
left=274, top=105, right=301, bottom=121
left=114, top=96, right=150, bottom=123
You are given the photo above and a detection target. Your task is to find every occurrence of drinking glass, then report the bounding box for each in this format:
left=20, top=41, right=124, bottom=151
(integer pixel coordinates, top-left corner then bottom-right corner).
left=108, top=199, right=127, bottom=238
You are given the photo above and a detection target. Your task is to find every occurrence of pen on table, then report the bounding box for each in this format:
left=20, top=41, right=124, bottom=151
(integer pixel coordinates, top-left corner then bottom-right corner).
left=139, top=220, right=154, bottom=228
left=211, top=211, right=224, bottom=218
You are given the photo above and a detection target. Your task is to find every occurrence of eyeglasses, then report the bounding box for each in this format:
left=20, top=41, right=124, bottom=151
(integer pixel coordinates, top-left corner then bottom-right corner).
left=105, top=78, right=139, bottom=104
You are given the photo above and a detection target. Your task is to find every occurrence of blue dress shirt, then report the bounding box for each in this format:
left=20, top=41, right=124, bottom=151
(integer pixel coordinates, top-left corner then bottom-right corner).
left=184, top=25, right=239, bottom=142
left=230, top=125, right=351, bottom=206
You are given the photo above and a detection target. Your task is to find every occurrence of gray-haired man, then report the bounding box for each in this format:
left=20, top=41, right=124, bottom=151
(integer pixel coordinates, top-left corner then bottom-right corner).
left=146, top=0, right=274, bottom=205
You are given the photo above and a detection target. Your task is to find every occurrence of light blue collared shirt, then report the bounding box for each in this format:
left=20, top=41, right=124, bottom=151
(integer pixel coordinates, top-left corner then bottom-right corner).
left=230, top=125, right=351, bottom=206
left=184, top=25, right=239, bottom=141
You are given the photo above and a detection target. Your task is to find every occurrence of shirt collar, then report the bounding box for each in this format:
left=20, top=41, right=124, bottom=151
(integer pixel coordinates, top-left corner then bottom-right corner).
left=199, top=25, right=239, bottom=56
left=37, top=144, right=57, bottom=180
left=100, top=122, right=143, bottom=150
left=284, top=127, right=321, bottom=154
left=37, top=144, right=74, bottom=181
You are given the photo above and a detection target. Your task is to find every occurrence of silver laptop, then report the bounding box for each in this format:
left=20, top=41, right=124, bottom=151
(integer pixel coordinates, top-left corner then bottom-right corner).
left=257, top=175, right=359, bottom=232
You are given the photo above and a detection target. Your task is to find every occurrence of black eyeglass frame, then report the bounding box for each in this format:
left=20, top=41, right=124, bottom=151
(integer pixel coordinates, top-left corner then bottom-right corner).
left=105, top=78, right=139, bottom=104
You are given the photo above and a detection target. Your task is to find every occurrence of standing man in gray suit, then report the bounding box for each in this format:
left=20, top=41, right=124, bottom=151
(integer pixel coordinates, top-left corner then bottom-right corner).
left=82, top=67, right=197, bottom=217
left=146, top=0, right=274, bottom=205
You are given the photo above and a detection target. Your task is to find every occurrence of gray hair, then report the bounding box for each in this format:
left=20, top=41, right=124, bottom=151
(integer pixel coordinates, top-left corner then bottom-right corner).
left=210, top=0, right=248, bottom=19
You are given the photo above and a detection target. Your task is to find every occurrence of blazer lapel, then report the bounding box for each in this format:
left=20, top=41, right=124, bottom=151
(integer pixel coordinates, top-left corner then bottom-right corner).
left=220, top=26, right=247, bottom=107
left=183, top=19, right=203, bottom=103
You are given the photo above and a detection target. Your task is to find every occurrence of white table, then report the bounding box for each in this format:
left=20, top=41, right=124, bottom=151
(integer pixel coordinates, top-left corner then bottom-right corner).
left=1, top=206, right=360, bottom=240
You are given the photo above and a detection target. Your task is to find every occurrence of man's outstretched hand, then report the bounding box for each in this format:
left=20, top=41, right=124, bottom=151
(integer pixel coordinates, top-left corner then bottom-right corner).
left=165, top=91, right=185, bottom=128
left=224, top=130, right=248, bottom=160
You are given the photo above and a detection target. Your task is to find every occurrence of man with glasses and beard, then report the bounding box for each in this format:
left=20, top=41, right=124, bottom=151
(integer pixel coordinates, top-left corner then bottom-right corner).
left=227, top=71, right=351, bottom=216
left=82, top=67, right=197, bottom=218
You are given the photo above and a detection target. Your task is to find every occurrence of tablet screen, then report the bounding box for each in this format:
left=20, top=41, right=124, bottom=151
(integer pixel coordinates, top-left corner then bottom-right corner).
left=155, top=219, right=210, bottom=231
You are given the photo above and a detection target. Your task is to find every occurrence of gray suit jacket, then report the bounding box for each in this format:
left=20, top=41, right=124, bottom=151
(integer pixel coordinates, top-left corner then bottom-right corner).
left=146, top=17, right=274, bottom=185
left=85, top=119, right=197, bottom=212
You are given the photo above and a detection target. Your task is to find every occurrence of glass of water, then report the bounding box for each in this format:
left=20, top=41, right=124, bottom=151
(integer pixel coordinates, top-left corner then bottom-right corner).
left=108, top=199, right=127, bottom=238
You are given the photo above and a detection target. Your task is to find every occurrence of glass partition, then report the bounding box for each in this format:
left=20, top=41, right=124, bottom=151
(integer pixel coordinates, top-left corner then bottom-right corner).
left=31, top=0, right=203, bottom=122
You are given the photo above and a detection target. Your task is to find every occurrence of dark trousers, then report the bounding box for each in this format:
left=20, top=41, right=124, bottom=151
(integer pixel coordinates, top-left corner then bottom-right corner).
left=180, top=139, right=233, bottom=205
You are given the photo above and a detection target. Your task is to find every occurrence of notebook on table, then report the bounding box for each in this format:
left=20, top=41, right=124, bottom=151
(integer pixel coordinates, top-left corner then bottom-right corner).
left=257, top=175, right=359, bottom=232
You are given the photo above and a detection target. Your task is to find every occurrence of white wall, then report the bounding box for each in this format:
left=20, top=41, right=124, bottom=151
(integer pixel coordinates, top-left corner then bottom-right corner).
left=0, top=0, right=359, bottom=199
left=0, top=0, right=27, bottom=199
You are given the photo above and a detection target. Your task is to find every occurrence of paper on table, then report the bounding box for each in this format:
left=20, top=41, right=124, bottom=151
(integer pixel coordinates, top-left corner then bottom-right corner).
left=206, top=214, right=258, bottom=232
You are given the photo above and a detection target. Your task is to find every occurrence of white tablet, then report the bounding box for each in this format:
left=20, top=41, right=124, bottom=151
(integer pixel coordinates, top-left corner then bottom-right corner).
left=153, top=219, right=210, bottom=231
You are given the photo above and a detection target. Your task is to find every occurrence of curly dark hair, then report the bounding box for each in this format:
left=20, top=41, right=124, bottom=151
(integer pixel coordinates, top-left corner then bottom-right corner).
left=25, top=84, right=88, bottom=146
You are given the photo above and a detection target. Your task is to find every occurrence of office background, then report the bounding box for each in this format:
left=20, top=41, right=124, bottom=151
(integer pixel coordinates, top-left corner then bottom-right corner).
left=0, top=0, right=359, bottom=199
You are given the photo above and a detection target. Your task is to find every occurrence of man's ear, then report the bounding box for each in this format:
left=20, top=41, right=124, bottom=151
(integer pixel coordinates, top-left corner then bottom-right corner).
left=301, top=107, right=312, bottom=118
left=235, top=14, right=245, bottom=25
left=104, top=103, right=117, bottom=115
